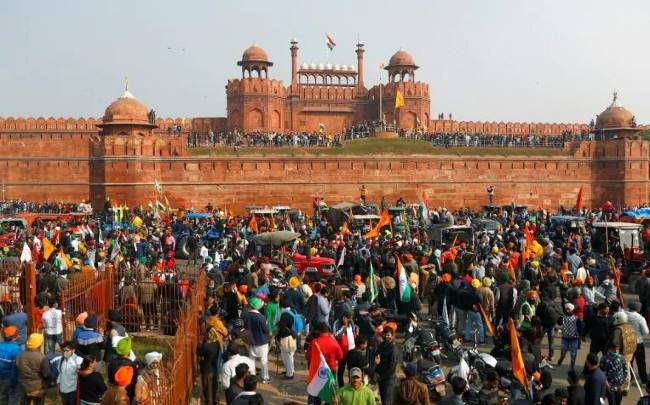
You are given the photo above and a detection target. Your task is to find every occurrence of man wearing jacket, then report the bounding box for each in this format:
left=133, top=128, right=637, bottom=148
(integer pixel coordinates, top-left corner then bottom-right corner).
left=375, top=326, right=400, bottom=405
left=243, top=297, right=271, bottom=384
left=0, top=326, right=23, bottom=403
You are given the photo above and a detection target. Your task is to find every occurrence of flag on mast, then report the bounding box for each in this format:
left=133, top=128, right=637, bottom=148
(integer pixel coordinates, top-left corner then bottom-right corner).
left=326, top=34, right=336, bottom=51
left=395, top=90, right=405, bottom=108
left=154, top=179, right=162, bottom=194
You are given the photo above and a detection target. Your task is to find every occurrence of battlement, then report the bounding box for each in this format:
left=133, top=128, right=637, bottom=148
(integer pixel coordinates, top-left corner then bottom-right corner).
left=226, top=78, right=286, bottom=97
left=368, top=81, right=430, bottom=99
left=427, top=119, right=590, bottom=135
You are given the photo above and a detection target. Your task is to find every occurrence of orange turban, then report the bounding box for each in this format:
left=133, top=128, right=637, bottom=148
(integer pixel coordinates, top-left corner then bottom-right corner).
left=353, top=275, right=362, bottom=285
left=114, top=366, right=134, bottom=387
left=76, top=312, right=88, bottom=326
left=441, top=273, right=452, bottom=283
left=384, top=322, right=398, bottom=333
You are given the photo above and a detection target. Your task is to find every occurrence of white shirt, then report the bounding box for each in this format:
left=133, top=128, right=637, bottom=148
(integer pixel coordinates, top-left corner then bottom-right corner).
left=56, top=353, right=84, bottom=393
left=627, top=311, right=650, bottom=344
left=219, top=354, right=256, bottom=389
left=42, top=307, right=63, bottom=335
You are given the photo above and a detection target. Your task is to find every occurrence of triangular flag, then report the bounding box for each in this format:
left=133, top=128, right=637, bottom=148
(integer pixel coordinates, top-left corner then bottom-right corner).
left=41, top=237, right=55, bottom=261
left=248, top=214, right=258, bottom=234
left=508, top=318, right=529, bottom=391
left=478, top=304, right=495, bottom=337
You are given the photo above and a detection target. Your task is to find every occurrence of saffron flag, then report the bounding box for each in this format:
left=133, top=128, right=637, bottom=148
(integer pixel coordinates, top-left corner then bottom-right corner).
left=340, top=221, right=351, bottom=235
left=508, top=318, right=528, bottom=390
left=478, top=304, right=495, bottom=336
left=575, top=186, right=583, bottom=211
left=395, top=256, right=412, bottom=302
left=271, top=215, right=277, bottom=230
left=307, top=344, right=336, bottom=403
left=395, top=90, right=405, bottom=109
left=368, top=261, right=378, bottom=303
left=326, top=34, right=336, bottom=51
left=41, top=237, right=55, bottom=261
left=248, top=214, right=259, bottom=234
left=363, top=208, right=391, bottom=240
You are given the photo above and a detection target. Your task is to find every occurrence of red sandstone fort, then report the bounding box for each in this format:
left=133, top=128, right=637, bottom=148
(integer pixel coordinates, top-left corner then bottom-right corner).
left=0, top=41, right=648, bottom=211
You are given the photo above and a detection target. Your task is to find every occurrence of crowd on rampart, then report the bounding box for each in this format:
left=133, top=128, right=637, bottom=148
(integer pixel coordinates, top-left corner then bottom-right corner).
left=185, top=121, right=592, bottom=150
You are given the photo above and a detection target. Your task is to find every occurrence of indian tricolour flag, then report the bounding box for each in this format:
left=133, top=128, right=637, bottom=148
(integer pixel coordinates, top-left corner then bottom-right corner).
left=326, top=34, right=336, bottom=51
left=307, top=345, right=336, bottom=403
left=395, top=256, right=412, bottom=302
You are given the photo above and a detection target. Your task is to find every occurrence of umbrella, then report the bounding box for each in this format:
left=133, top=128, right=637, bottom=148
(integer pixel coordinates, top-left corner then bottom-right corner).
left=252, top=231, right=300, bottom=247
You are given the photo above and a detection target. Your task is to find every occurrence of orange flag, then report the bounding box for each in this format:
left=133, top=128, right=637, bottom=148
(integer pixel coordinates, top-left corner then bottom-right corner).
left=41, top=237, right=55, bottom=261
left=507, top=260, right=517, bottom=283
left=271, top=215, right=277, bottom=230
left=340, top=222, right=351, bottom=235
left=248, top=214, right=258, bottom=234
left=363, top=209, right=391, bottom=240
left=575, top=186, right=584, bottom=211
left=478, top=304, right=495, bottom=336
left=508, top=318, right=528, bottom=391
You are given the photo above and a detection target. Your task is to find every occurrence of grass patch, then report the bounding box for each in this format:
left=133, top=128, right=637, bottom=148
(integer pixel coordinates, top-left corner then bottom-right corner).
left=132, top=335, right=173, bottom=362
left=189, top=138, right=567, bottom=157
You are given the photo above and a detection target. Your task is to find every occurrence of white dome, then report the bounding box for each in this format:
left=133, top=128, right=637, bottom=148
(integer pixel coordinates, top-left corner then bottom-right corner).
left=310, top=63, right=317, bottom=69
left=301, top=63, right=309, bottom=69
left=333, top=64, right=340, bottom=70
left=317, top=63, right=325, bottom=70
left=341, top=64, right=348, bottom=70
left=326, top=63, right=332, bottom=70
left=349, top=65, right=356, bottom=71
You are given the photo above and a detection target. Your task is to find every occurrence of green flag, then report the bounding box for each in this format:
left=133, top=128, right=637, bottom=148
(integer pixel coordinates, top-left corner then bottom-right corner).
left=368, top=261, right=378, bottom=303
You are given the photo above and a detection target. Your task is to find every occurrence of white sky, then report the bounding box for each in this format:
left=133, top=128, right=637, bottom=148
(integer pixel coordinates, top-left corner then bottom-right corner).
left=1, top=0, right=648, bottom=123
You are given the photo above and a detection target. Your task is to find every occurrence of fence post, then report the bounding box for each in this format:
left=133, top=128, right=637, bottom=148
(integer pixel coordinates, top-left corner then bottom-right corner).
left=24, top=262, right=37, bottom=334
left=105, top=263, right=114, bottom=329
left=59, top=288, right=68, bottom=341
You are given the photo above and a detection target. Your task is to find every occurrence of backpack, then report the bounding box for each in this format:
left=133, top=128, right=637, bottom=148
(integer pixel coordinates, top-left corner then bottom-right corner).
left=287, top=308, right=305, bottom=334
left=47, top=352, right=63, bottom=381
left=303, top=294, right=319, bottom=323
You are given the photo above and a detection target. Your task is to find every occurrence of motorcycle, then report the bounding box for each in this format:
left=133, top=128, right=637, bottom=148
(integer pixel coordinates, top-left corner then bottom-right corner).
left=403, top=315, right=442, bottom=363
left=431, top=319, right=463, bottom=360
left=412, top=358, right=447, bottom=401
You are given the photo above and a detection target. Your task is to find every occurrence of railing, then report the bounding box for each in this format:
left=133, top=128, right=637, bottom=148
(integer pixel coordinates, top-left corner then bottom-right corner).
left=112, top=276, right=189, bottom=336
left=144, top=272, right=205, bottom=404
left=59, top=267, right=113, bottom=340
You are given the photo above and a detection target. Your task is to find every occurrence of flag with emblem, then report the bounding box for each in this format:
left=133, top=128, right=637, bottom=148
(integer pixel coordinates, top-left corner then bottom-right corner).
left=307, top=343, right=336, bottom=403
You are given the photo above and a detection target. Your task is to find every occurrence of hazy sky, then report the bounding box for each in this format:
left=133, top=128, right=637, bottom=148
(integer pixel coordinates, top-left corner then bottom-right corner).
left=1, top=0, right=648, bottom=123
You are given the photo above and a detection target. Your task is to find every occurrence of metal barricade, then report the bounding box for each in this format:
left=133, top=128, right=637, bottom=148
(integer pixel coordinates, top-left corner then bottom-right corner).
left=59, top=268, right=113, bottom=341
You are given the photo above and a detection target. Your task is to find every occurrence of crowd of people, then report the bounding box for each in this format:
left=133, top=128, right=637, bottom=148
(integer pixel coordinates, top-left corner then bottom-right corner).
left=184, top=121, right=591, bottom=150
left=0, top=199, right=648, bottom=404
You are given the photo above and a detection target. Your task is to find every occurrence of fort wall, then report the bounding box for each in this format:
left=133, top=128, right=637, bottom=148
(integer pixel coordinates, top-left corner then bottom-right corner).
left=0, top=135, right=645, bottom=211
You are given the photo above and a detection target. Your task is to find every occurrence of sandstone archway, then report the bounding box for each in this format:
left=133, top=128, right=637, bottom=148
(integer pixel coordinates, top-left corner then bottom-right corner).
left=248, top=109, right=263, bottom=130
left=270, top=110, right=281, bottom=129
left=404, top=112, right=417, bottom=129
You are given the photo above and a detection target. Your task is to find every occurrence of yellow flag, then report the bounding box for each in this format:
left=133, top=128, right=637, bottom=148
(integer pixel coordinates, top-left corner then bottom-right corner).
left=41, top=237, right=55, bottom=261
left=132, top=216, right=143, bottom=229
left=395, top=90, right=405, bottom=109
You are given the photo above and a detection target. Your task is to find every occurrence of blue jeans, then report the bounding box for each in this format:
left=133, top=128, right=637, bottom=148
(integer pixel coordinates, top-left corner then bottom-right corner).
left=464, top=311, right=485, bottom=343
left=559, top=337, right=579, bottom=369
left=45, top=333, right=62, bottom=354
left=0, top=379, right=23, bottom=404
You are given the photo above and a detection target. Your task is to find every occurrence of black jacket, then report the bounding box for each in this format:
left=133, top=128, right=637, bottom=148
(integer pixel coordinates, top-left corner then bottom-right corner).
left=375, top=341, right=399, bottom=381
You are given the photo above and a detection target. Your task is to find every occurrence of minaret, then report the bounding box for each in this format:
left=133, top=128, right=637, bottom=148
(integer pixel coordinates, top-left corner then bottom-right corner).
left=356, top=41, right=365, bottom=90
left=290, top=38, right=299, bottom=85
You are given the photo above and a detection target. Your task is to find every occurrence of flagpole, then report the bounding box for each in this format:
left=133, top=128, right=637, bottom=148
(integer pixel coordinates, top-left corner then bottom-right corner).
left=379, top=65, right=383, bottom=126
